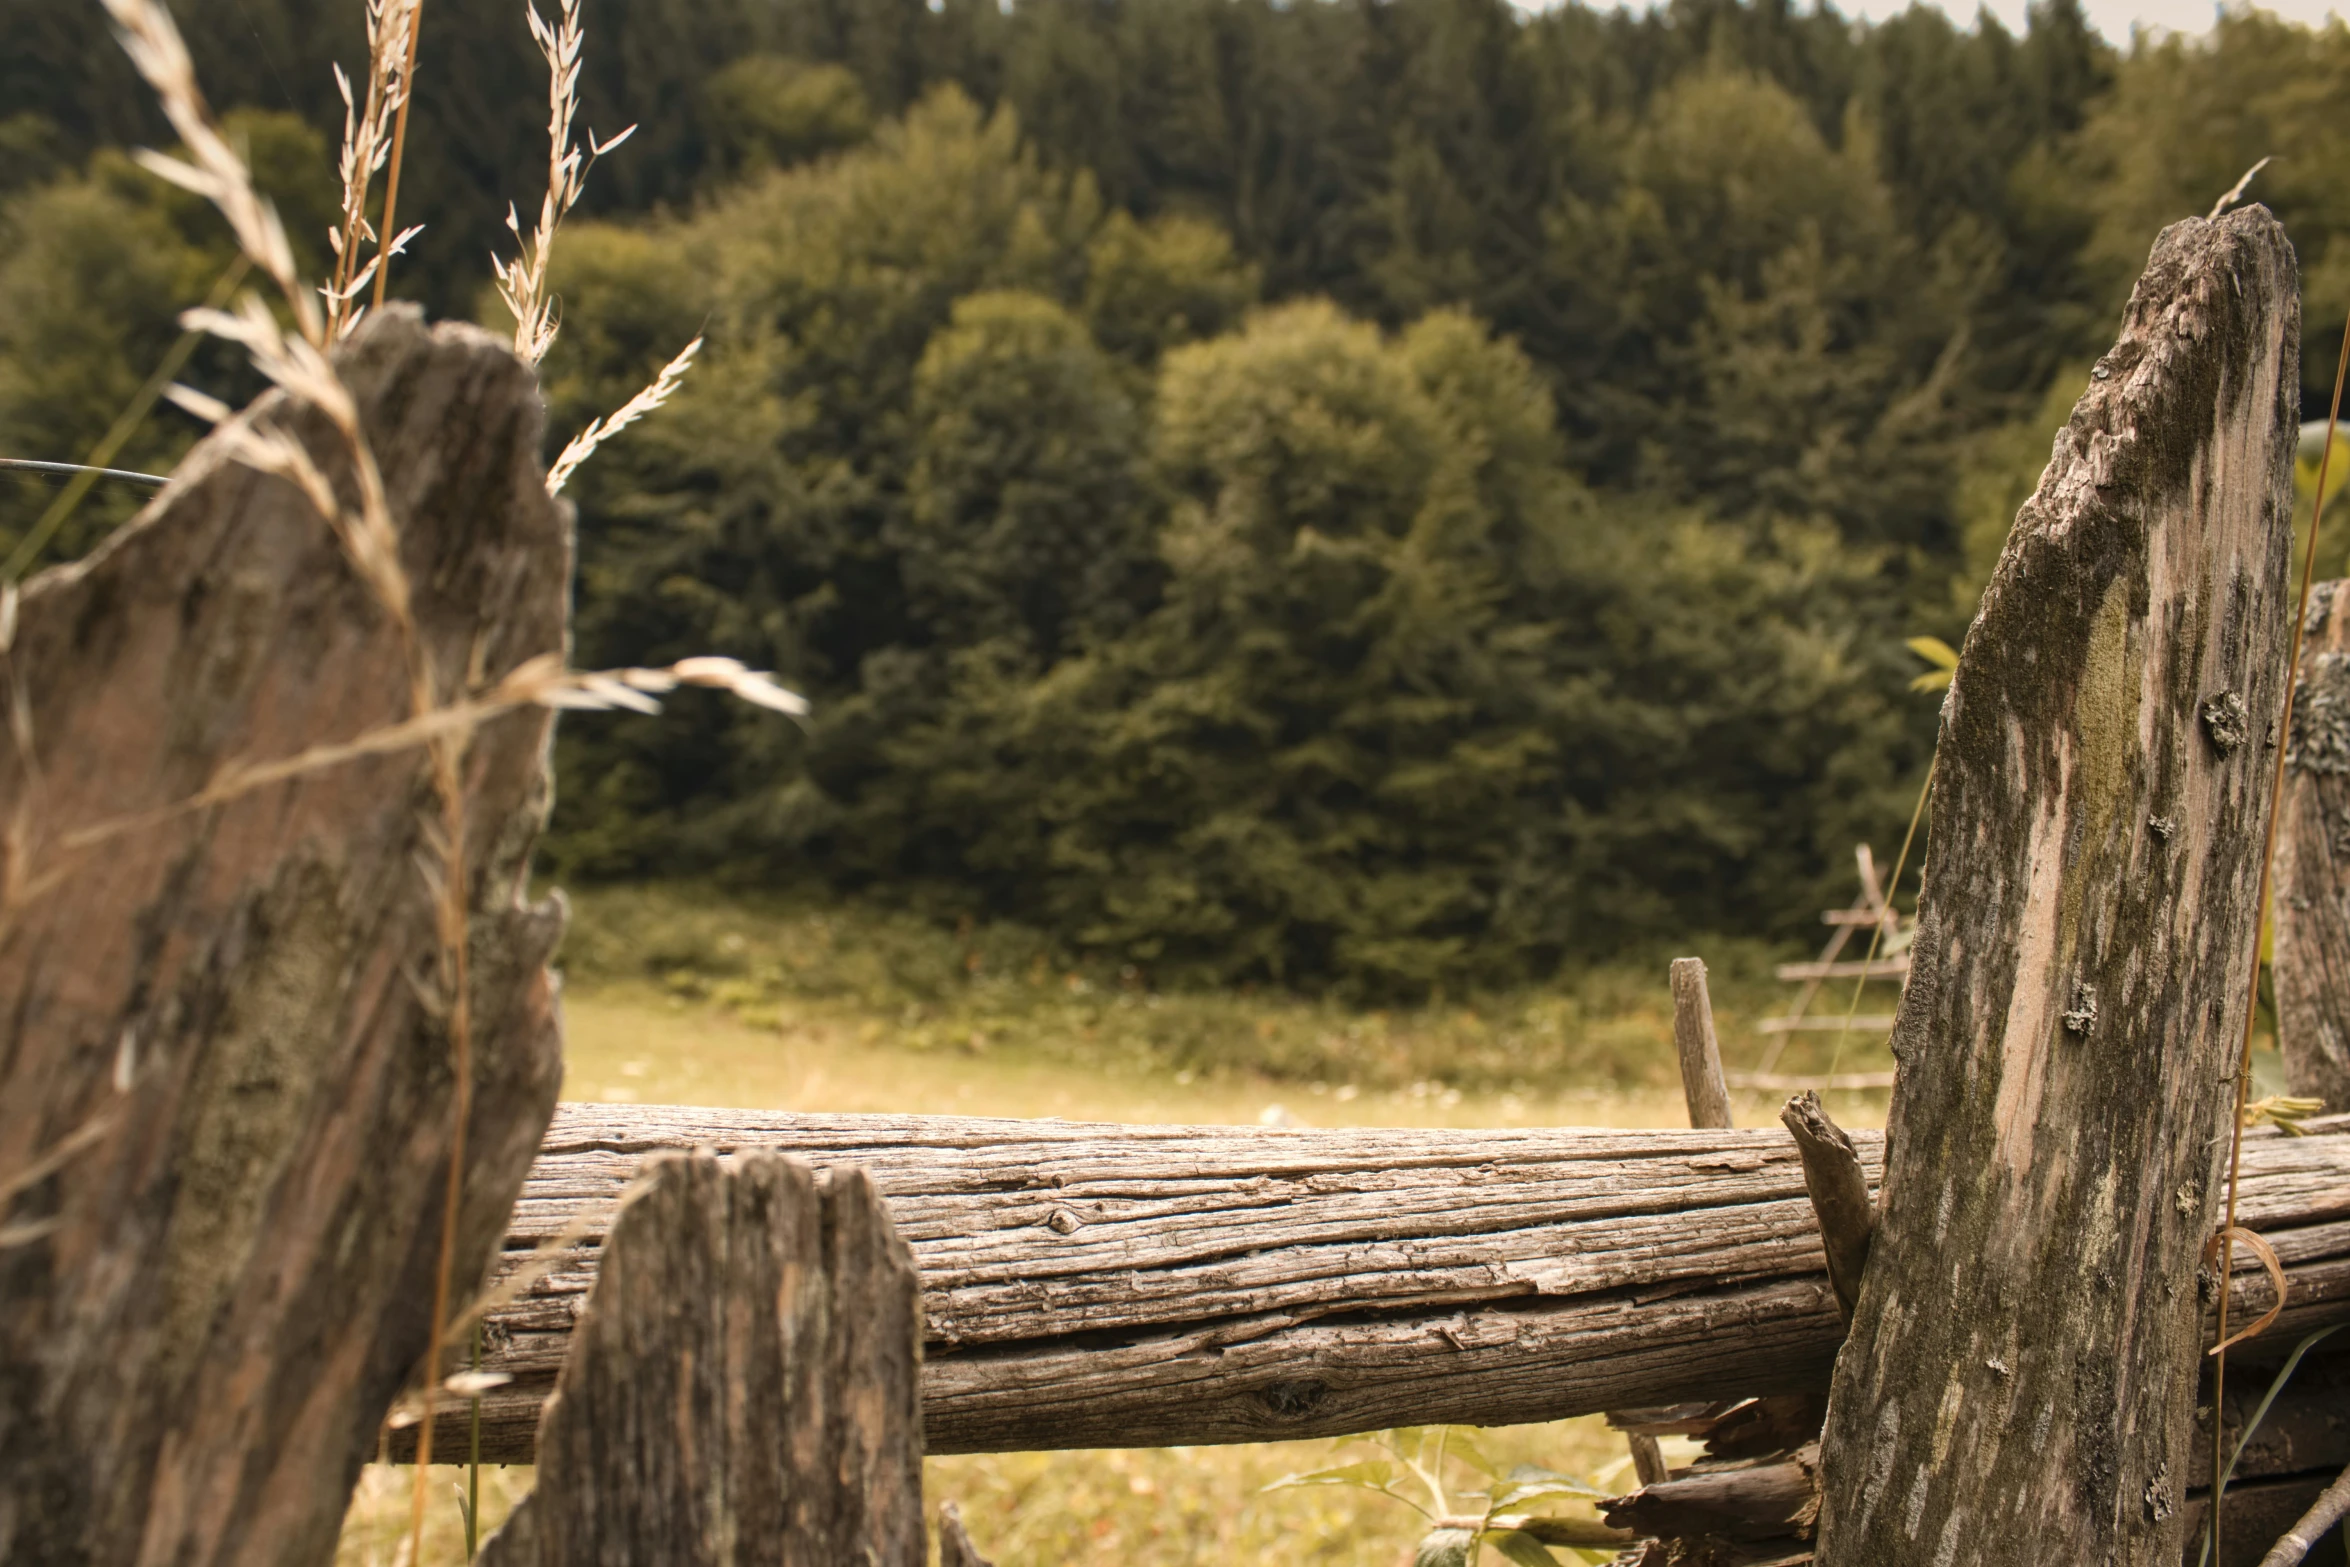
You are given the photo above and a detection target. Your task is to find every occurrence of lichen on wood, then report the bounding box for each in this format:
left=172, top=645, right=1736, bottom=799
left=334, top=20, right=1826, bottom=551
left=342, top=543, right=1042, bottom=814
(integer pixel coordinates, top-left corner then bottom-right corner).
left=1814, top=209, right=2302, bottom=1566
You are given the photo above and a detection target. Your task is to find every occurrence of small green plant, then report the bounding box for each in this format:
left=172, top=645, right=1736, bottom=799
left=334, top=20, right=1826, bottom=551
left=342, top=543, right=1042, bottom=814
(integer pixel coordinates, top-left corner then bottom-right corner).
left=1265, top=1427, right=1620, bottom=1566
left=1906, top=634, right=1960, bottom=692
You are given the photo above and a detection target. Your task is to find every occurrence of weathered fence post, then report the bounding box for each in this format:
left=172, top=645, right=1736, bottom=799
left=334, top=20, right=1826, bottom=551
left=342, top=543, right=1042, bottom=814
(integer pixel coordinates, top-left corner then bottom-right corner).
left=477, top=1151, right=926, bottom=1566
left=0, top=309, right=567, bottom=1565
left=1670, top=957, right=1734, bottom=1131
left=1813, top=209, right=2301, bottom=1565
left=2274, top=578, right=2350, bottom=1110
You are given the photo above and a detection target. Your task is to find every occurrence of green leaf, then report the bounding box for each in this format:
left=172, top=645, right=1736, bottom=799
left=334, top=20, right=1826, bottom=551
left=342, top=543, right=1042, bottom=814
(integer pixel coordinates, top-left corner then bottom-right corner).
left=1263, top=1459, right=1400, bottom=1493
left=1414, top=1527, right=1478, bottom=1567
left=1492, top=1483, right=1600, bottom=1512
left=1443, top=1427, right=1500, bottom=1478
left=1480, top=1529, right=1561, bottom=1567
left=1905, top=635, right=1961, bottom=671
left=1494, top=1465, right=1604, bottom=1508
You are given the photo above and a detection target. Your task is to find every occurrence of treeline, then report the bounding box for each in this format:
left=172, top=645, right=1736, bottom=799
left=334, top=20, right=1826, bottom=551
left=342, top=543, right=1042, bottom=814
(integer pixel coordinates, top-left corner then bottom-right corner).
left=5, top=0, right=2350, bottom=991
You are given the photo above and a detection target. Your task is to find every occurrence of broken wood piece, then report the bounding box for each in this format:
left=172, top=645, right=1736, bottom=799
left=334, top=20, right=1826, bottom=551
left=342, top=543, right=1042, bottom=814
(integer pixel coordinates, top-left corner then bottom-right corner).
left=0, top=308, right=567, bottom=1565
left=1629, top=1431, right=1673, bottom=1487
left=1671, top=957, right=1734, bottom=1130
left=2273, top=578, right=2350, bottom=1111
left=939, top=1504, right=995, bottom=1567
left=394, top=1106, right=2350, bottom=1460
left=1777, top=1093, right=1872, bottom=1325
left=1603, top=1445, right=1821, bottom=1544
left=1813, top=208, right=2303, bottom=1566
left=475, top=1152, right=924, bottom=1567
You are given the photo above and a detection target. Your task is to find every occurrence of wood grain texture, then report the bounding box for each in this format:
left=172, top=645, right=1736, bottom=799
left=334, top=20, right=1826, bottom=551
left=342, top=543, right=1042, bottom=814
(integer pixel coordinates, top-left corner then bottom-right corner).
left=0, top=308, right=567, bottom=1565
left=476, top=1153, right=924, bottom=1567
left=2275, top=578, right=2350, bottom=1109
left=1813, top=209, right=2302, bottom=1566
left=394, top=1105, right=2350, bottom=1460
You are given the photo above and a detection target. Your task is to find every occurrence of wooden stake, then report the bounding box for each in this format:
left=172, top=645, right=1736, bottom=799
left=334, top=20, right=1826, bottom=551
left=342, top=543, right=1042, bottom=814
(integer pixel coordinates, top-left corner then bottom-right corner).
left=2272, top=579, right=2350, bottom=1110
left=476, top=1153, right=925, bottom=1566
left=939, top=1504, right=996, bottom=1567
left=1671, top=957, right=1734, bottom=1131
left=1812, top=209, right=2301, bottom=1566
left=0, top=310, right=566, bottom=1566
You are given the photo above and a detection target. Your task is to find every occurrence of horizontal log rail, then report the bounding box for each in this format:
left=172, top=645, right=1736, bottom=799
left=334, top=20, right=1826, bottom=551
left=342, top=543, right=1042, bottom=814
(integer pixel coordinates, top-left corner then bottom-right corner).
left=392, top=1106, right=2350, bottom=1462
left=1770, top=958, right=1911, bottom=982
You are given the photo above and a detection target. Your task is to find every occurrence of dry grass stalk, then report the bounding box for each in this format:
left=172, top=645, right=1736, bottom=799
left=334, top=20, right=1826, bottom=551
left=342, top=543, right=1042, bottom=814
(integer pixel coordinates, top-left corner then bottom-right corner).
left=545, top=335, right=701, bottom=496
left=370, top=0, right=428, bottom=314
left=494, top=0, right=636, bottom=366
left=324, top=0, right=422, bottom=337
left=79, top=1, right=734, bottom=1554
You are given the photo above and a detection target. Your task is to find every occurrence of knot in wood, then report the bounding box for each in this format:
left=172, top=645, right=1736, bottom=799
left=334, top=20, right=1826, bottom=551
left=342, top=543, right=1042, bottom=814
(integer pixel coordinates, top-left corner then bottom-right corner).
left=1257, top=1379, right=1329, bottom=1417
left=2202, top=690, right=2251, bottom=753
left=1044, top=1206, right=1084, bottom=1235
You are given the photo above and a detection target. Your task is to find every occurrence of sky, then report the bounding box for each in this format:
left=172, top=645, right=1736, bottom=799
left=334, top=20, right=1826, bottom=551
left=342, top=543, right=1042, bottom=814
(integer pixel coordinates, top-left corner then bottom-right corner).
left=1834, top=0, right=2340, bottom=39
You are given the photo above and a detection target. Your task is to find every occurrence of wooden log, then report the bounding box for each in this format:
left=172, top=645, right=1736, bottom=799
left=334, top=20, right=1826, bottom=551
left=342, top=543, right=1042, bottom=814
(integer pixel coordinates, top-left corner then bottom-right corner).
left=0, top=309, right=566, bottom=1563
left=1813, top=208, right=2302, bottom=1566
left=476, top=1152, right=924, bottom=1567
left=1776, top=1094, right=1872, bottom=1326
left=1672, top=958, right=1735, bottom=1131
left=2274, top=578, right=2350, bottom=1110
left=2196, top=1347, right=2350, bottom=1485
left=391, top=1105, right=2350, bottom=1461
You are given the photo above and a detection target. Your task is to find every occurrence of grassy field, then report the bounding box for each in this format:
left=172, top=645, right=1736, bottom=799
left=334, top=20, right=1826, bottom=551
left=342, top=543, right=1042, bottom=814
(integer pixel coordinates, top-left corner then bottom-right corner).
left=337, top=884, right=1903, bottom=1566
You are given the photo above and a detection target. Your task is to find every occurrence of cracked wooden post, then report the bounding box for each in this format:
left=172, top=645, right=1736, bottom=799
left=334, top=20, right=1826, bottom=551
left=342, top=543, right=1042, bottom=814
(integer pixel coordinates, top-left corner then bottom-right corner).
left=1813, top=209, right=2300, bottom=1565
left=2274, top=579, right=2350, bottom=1110
left=476, top=1152, right=926, bottom=1566
left=0, top=309, right=567, bottom=1565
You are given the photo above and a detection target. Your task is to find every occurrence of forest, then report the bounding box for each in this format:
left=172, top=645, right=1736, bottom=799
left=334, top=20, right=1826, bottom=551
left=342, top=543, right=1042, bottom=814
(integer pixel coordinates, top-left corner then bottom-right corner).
left=5, top=0, right=2349, bottom=995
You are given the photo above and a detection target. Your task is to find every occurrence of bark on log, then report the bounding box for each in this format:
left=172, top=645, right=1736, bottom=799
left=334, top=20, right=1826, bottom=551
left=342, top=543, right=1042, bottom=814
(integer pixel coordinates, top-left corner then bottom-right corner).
left=394, top=1105, right=2350, bottom=1461
left=0, top=309, right=566, bottom=1564
left=1776, top=1094, right=1872, bottom=1325
left=476, top=1153, right=924, bottom=1567
left=2274, top=578, right=2350, bottom=1109
left=1814, top=209, right=2302, bottom=1565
